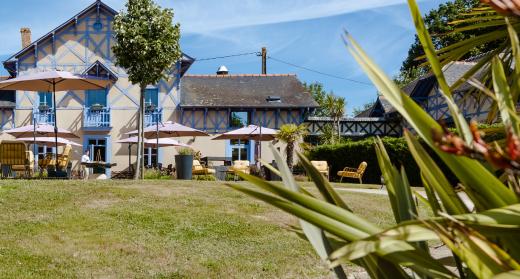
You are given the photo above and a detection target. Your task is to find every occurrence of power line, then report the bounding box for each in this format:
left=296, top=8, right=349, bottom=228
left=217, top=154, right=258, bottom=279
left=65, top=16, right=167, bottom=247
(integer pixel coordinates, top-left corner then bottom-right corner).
left=267, top=56, right=373, bottom=86
left=195, top=52, right=260, bottom=61
left=193, top=50, right=373, bottom=86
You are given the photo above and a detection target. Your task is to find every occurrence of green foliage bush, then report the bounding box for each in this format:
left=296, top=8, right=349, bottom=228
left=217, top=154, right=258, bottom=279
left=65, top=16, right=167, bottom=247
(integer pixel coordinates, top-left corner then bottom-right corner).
left=307, top=137, right=455, bottom=186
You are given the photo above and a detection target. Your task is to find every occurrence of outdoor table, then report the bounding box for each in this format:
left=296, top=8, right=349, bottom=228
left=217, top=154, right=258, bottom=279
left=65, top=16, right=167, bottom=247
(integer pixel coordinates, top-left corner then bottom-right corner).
left=201, top=156, right=232, bottom=166
left=81, top=161, right=117, bottom=169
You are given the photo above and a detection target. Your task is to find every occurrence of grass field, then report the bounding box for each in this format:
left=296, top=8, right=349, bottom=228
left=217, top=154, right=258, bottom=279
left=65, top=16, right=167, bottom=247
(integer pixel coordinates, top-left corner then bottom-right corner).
left=0, top=180, right=398, bottom=278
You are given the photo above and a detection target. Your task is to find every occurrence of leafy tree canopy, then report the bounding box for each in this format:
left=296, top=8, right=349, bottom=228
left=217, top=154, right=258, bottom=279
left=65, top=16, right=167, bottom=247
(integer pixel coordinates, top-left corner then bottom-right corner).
left=396, top=0, right=500, bottom=85
left=113, top=0, right=182, bottom=87
left=303, top=82, right=346, bottom=117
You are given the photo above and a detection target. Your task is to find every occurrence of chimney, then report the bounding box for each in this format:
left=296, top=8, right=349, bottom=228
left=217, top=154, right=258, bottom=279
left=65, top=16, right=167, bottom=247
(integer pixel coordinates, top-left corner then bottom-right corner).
left=20, top=28, right=32, bottom=48
left=216, top=65, right=229, bottom=75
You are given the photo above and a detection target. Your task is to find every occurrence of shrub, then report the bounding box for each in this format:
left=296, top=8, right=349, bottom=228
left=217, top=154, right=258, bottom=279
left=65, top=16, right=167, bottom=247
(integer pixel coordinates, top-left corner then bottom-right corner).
left=307, top=136, right=458, bottom=186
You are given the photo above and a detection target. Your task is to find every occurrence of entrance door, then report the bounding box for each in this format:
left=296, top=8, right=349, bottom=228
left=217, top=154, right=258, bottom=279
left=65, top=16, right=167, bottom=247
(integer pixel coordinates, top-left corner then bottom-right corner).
left=86, top=137, right=109, bottom=175
left=230, top=139, right=249, bottom=161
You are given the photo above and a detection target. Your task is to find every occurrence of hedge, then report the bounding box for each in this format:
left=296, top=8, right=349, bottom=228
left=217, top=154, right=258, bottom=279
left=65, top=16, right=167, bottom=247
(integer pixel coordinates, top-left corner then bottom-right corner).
left=306, top=137, right=456, bottom=186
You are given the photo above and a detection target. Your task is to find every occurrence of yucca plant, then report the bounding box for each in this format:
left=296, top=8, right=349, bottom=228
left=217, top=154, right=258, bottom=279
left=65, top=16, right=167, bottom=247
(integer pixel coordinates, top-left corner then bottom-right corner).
left=226, top=0, right=520, bottom=278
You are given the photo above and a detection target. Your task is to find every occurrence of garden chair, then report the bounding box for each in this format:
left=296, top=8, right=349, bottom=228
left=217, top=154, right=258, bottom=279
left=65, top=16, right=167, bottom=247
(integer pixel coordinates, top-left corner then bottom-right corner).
left=11, top=150, right=34, bottom=178
left=310, top=161, right=329, bottom=180
left=56, top=144, right=72, bottom=170
left=228, top=160, right=250, bottom=181
left=337, top=161, right=368, bottom=183
left=0, top=140, right=28, bottom=178
left=192, top=160, right=216, bottom=175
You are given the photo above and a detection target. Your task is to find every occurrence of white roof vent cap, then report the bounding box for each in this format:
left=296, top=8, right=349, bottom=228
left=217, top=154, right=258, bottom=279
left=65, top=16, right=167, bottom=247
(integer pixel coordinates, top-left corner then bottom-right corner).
left=216, top=65, right=229, bottom=75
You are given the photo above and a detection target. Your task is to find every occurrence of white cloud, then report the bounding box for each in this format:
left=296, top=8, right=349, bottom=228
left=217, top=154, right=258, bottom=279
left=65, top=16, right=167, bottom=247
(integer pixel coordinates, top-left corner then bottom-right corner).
left=157, top=0, right=413, bottom=34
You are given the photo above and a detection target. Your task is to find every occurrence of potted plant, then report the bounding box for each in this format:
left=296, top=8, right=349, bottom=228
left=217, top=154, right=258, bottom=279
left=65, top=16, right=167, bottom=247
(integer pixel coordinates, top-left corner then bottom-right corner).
left=90, top=103, right=104, bottom=111
left=38, top=104, right=50, bottom=111
left=145, top=103, right=156, bottom=112
left=175, top=147, right=194, bottom=180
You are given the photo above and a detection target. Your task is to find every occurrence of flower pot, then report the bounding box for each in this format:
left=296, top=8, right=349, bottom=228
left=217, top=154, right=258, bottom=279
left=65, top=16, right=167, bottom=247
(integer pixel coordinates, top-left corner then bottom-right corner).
left=175, top=154, right=193, bottom=180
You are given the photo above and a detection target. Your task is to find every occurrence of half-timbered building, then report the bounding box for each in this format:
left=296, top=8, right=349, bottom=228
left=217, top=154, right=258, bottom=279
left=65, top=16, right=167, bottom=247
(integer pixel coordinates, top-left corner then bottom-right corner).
left=357, top=60, right=493, bottom=132
left=0, top=0, right=318, bottom=177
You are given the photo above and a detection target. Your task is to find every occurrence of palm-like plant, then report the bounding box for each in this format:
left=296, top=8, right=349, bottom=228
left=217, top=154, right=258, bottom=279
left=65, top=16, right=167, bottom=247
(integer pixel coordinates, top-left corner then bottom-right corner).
left=275, top=124, right=308, bottom=171
left=227, top=0, right=520, bottom=278
left=325, top=94, right=346, bottom=142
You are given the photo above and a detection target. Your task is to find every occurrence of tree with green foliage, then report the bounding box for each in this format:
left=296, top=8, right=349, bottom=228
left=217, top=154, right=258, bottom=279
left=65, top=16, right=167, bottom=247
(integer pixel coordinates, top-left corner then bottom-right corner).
left=304, top=82, right=346, bottom=144
left=352, top=100, right=376, bottom=117
left=275, top=124, right=308, bottom=171
left=113, top=0, right=181, bottom=179
left=397, top=0, right=501, bottom=84
left=303, top=82, right=331, bottom=117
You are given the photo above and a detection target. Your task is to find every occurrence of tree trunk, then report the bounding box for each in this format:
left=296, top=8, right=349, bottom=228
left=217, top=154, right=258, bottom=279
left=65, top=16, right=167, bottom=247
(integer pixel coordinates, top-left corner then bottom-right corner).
left=286, top=141, right=294, bottom=172
left=134, top=86, right=145, bottom=180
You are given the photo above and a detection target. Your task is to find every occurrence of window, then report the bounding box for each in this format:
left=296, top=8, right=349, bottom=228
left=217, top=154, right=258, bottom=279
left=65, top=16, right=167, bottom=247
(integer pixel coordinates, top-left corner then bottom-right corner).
left=145, top=88, right=159, bottom=107
left=144, top=147, right=158, bottom=167
left=229, top=111, right=249, bottom=128
left=230, top=139, right=249, bottom=161
left=38, top=92, right=53, bottom=108
left=86, top=89, right=107, bottom=107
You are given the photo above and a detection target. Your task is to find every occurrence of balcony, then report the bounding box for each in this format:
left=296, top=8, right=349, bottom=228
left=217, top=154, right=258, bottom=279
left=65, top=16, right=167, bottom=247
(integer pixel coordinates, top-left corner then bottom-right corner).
left=33, top=107, right=55, bottom=125
left=145, top=107, right=162, bottom=127
left=84, top=106, right=111, bottom=129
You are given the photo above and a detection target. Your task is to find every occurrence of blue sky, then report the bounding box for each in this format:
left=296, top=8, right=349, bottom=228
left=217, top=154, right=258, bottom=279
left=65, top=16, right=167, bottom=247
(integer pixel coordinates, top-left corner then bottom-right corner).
left=0, top=0, right=446, bottom=115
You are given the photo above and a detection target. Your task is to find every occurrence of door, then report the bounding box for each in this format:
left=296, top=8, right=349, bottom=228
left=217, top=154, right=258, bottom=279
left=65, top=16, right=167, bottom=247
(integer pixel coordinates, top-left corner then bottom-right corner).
left=230, top=139, right=249, bottom=161
left=84, top=136, right=111, bottom=177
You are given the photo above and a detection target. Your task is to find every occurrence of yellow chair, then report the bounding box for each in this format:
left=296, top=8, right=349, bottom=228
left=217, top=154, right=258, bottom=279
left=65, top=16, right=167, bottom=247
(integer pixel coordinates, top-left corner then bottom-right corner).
left=228, top=160, right=250, bottom=181
left=230, top=160, right=250, bottom=175
left=337, top=162, right=367, bottom=183
left=310, top=161, right=329, bottom=180
left=47, top=144, right=72, bottom=170
left=57, top=144, right=72, bottom=170
left=0, top=141, right=29, bottom=178
left=192, top=160, right=216, bottom=175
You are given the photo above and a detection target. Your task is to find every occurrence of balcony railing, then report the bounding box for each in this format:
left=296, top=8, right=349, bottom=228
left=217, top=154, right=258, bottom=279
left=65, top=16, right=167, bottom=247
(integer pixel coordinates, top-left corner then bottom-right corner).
left=84, top=106, right=111, bottom=128
left=33, top=108, right=55, bottom=125
left=145, top=107, right=163, bottom=127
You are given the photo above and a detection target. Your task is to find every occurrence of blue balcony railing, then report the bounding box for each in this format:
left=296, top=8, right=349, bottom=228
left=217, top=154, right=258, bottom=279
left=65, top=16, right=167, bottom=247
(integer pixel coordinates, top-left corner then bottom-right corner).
left=145, top=107, right=163, bottom=127
left=33, top=108, right=55, bottom=125
left=84, top=106, right=111, bottom=128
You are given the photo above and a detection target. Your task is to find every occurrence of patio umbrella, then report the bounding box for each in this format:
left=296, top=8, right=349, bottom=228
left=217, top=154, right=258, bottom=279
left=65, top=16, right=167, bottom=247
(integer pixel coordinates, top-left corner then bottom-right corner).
left=125, top=121, right=209, bottom=138
left=17, top=137, right=82, bottom=147
left=116, top=136, right=190, bottom=170
left=212, top=125, right=278, bottom=164
left=0, top=70, right=111, bottom=165
left=4, top=123, right=79, bottom=138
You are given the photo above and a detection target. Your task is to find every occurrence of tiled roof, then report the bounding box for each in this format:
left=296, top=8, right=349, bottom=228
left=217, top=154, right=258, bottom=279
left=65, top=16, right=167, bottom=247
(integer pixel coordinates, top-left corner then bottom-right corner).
left=180, top=74, right=318, bottom=108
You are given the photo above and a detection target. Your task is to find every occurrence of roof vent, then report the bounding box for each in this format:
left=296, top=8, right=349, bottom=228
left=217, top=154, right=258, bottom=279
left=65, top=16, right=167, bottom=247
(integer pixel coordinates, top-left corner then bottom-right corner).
left=216, top=65, right=229, bottom=75
left=266, top=96, right=281, bottom=103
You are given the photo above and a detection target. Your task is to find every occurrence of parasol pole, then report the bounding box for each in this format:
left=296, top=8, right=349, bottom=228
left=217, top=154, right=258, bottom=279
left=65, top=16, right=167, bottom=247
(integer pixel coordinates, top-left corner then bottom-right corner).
left=53, top=80, right=58, bottom=168
left=156, top=117, right=159, bottom=167
left=33, top=115, right=37, bottom=172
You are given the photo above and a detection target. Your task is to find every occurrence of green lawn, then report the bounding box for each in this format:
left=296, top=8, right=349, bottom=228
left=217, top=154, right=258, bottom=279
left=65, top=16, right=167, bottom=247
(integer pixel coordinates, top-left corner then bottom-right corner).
left=0, top=180, right=398, bottom=278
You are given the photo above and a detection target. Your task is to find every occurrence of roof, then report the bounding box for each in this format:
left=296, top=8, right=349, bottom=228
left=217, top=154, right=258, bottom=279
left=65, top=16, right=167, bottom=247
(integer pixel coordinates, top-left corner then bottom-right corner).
left=180, top=74, right=318, bottom=109
left=2, top=0, right=193, bottom=77
left=358, top=61, right=482, bottom=118
left=0, top=76, right=16, bottom=108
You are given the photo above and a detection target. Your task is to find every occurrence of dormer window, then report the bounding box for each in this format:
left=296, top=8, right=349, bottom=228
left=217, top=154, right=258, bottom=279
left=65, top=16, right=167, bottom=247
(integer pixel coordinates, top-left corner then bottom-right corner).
left=83, top=61, right=118, bottom=82
left=266, top=96, right=281, bottom=103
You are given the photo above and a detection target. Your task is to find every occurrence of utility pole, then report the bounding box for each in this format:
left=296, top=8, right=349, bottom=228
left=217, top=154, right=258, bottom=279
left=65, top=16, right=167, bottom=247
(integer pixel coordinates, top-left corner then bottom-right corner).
left=261, top=47, right=267, bottom=74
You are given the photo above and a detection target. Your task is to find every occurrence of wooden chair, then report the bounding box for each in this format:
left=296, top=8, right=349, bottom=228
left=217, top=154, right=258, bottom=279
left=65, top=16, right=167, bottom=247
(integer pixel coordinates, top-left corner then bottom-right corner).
left=0, top=141, right=29, bottom=178
left=310, top=161, right=329, bottom=180
left=230, top=160, right=250, bottom=175
left=192, top=160, right=216, bottom=175
left=337, top=162, right=368, bottom=183
left=56, top=144, right=72, bottom=170
left=228, top=160, right=250, bottom=181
